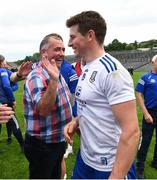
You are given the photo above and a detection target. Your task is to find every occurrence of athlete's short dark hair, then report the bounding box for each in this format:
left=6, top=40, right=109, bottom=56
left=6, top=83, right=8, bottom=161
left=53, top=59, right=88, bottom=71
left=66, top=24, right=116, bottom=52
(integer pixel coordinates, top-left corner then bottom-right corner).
left=66, top=11, right=107, bottom=45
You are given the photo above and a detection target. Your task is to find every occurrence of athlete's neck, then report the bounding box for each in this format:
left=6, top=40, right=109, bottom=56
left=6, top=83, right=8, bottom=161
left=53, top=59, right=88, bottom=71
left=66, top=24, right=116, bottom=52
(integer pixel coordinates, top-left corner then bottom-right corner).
left=85, top=46, right=105, bottom=63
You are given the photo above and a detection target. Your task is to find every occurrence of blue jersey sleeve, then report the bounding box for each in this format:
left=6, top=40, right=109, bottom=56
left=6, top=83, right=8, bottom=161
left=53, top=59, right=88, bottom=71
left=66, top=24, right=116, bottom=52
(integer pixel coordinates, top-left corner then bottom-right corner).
left=0, top=70, right=15, bottom=104
left=60, top=60, right=78, bottom=117
left=11, top=82, right=18, bottom=92
left=7, top=69, right=13, bottom=77
left=135, top=75, right=146, bottom=94
left=60, top=60, right=78, bottom=94
left=68, top=68, right=78, bottom=94
left=68, top=68, right=78, bottom=117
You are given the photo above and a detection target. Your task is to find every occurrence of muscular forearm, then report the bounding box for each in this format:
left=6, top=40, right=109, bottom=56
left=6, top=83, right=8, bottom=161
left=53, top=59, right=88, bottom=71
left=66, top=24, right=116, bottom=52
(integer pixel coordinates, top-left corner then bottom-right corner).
left=110, top=100, right=140, bottom=178
left=110, top=128, right=140, bottom=178
left=36, top=79, right=58, bottom=116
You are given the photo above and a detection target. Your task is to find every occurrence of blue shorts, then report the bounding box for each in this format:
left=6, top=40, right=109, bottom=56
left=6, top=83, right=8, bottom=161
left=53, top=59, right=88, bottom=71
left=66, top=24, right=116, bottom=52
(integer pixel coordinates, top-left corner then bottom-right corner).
left=72, top=150, right=137, bottom=179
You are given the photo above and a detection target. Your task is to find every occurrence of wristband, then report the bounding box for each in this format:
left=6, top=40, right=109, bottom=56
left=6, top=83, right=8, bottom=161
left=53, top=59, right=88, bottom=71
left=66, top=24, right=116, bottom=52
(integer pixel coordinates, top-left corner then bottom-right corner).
left=16, top=72, right=22, bottom=78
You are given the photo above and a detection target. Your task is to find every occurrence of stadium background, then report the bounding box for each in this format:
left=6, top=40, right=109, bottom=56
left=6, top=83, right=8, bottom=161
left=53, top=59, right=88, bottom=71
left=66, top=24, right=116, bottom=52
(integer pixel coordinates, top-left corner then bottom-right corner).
left=0, top=48, right=157, bottom=178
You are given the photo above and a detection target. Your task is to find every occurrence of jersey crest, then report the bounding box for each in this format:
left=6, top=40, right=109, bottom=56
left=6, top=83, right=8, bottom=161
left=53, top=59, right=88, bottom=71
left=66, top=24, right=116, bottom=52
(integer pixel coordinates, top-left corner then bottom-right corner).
left=100, top=157, right=108, bottom=165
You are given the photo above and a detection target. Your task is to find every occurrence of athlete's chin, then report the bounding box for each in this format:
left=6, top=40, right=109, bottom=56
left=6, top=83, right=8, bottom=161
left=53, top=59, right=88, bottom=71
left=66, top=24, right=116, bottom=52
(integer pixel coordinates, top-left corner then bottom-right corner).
left=73, top=50, right=80, bottom=57
left=73, top=48, right=77, bottom=54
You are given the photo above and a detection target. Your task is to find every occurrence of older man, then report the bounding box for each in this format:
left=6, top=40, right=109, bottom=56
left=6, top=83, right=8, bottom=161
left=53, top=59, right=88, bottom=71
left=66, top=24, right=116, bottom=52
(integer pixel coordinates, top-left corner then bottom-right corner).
left=23, top=33, right=72, bottom=179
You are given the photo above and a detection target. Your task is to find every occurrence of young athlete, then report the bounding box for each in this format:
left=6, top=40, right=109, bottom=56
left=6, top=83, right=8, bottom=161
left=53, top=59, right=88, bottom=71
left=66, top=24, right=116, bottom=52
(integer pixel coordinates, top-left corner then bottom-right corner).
left=64, top=11, right=140, bottom=179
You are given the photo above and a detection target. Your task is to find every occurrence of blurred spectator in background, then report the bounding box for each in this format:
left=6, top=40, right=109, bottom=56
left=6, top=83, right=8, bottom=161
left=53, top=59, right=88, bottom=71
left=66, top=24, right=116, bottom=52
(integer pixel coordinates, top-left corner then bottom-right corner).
left=0, top=55, right=24, bottom=152
left=136, top=54, right=157, bottom=179
left=60, top=59, right=78, bottom=179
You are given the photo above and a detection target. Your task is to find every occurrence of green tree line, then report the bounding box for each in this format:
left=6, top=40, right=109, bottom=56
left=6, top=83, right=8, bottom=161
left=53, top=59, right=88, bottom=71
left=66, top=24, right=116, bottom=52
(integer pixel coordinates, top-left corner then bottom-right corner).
left=16, top=39, right=157, bottom=64
left=105, top=39, right=157, bottom=51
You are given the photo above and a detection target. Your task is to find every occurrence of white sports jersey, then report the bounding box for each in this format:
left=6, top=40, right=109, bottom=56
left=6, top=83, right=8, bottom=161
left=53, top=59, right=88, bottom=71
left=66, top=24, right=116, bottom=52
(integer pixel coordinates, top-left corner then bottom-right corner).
left=75, top=53, right=135, bottom=171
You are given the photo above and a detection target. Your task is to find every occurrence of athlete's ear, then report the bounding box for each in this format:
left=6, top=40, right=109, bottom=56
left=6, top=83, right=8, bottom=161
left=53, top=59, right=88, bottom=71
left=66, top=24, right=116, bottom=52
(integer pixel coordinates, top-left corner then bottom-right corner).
left=87, top=30, right=95, bottom=42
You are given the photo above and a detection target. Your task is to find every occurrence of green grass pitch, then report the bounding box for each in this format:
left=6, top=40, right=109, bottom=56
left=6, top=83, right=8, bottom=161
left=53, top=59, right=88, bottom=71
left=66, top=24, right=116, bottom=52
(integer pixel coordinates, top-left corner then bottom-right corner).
left=0, top=71, right=157, bottom=178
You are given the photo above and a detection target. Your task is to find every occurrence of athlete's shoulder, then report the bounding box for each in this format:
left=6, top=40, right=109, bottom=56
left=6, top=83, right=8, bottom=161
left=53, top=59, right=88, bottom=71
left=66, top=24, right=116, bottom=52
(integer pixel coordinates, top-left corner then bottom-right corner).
left=98, top=53, right=119, bottom=74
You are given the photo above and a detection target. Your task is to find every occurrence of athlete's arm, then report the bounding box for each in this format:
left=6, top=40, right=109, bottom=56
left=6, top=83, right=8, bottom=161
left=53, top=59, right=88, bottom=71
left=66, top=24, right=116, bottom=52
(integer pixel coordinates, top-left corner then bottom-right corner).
left=64, top=117, right=79, bottom=145
left=109, top=100, right=140, bottom=179
left=136, top=91, right=153, bottom=123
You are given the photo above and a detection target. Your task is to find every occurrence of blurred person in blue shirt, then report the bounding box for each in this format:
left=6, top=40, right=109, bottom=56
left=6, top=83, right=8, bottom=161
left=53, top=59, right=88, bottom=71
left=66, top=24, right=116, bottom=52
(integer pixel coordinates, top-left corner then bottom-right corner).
left=60, top=59, right=78, bottom=179
left=60, top=59, right=78, bottom=117
left=136, top=54, right=157, bottom=179
left=0, top=55, right=24, bottom=151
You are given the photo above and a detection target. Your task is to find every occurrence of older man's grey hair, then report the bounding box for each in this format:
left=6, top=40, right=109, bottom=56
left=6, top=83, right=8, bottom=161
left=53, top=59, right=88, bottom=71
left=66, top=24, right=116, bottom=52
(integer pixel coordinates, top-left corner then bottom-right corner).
left=0, top=54, right=5, bottom=61
left=39, top=33, right=63, bottom=52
